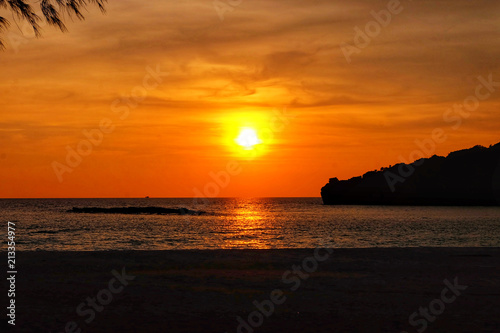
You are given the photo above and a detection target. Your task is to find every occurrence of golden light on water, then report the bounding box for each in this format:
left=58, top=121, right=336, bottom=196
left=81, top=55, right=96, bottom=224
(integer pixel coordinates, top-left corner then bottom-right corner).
left=220, top=199, right=280, bottom=249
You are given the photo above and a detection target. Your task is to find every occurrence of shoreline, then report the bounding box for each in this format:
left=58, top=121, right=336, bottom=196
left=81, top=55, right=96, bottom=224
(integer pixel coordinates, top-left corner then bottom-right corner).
left=15, top=246, right=500, bottom=254
left=16, top=245, right=500, bottom=251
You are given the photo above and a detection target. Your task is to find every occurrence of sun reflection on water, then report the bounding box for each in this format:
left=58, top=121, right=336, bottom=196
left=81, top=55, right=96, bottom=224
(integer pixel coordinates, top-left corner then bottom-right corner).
left=220, top=199, right=281, bottom=249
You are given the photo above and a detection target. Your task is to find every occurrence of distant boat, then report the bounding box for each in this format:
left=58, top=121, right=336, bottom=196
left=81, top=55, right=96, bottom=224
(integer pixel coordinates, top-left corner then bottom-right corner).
left=145, top=196, right=150, bottom=198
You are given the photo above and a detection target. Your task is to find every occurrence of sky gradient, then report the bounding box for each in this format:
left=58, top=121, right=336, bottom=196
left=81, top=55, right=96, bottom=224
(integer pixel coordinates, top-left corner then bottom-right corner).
left=1, top=0, right=500, bottom=198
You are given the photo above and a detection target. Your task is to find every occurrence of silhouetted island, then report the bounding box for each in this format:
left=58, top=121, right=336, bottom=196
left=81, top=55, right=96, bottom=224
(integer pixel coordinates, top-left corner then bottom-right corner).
left=68, top=207, right=203, bottom=215
left=321, top=142, right=500, bottom=206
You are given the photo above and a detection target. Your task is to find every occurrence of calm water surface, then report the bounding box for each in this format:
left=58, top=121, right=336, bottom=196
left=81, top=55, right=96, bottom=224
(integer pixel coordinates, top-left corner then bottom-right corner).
left=1, top=198, right=499, bottom=250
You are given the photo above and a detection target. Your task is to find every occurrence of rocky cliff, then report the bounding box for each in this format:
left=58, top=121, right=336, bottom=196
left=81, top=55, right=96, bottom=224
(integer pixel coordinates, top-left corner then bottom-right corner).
left=321, top=142, right=500, bottom=205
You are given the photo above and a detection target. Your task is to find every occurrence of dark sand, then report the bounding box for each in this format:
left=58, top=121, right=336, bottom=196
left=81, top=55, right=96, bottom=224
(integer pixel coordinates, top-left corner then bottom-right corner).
left=8, top=248, right=500, bottom=332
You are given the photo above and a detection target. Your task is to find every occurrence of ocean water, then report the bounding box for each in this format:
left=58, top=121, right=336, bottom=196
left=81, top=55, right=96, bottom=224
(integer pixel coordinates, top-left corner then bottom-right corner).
left=1, top=198, right=500, bottom=251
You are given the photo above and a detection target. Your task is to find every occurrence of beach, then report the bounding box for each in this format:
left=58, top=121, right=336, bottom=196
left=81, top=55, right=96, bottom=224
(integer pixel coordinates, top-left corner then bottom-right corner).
left=11, top=247, right=500, bottom=332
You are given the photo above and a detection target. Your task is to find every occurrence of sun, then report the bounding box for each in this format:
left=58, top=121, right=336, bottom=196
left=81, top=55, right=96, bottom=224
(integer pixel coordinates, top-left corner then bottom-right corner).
left=236, top=128, right=261, bottom=150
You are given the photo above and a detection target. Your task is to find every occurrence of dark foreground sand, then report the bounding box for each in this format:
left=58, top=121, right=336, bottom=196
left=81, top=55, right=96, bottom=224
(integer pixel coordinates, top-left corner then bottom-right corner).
left=7, top=248, right=500, bottom=333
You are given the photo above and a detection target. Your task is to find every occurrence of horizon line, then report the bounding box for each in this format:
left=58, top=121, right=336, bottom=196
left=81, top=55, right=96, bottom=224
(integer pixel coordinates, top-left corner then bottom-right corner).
left=0, top=196, right=322, bottom=200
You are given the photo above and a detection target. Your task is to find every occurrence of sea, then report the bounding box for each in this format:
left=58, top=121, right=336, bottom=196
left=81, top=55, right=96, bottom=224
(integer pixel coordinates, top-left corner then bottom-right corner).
left=1, top=198, right=500, bottom=251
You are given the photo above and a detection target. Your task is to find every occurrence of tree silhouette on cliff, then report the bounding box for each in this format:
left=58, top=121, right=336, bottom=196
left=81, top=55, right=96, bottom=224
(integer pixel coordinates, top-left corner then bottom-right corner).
left=322, top=142, right=500, bottom=206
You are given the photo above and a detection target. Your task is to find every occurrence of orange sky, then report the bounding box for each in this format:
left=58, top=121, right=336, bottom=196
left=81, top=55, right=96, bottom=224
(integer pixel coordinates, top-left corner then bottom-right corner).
left=1, top=0, right=500, bottom=198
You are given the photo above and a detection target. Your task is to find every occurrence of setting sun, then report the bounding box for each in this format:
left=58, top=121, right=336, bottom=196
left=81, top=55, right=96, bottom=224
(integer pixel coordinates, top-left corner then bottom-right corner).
left=236, top=128, right=261, bottom=150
